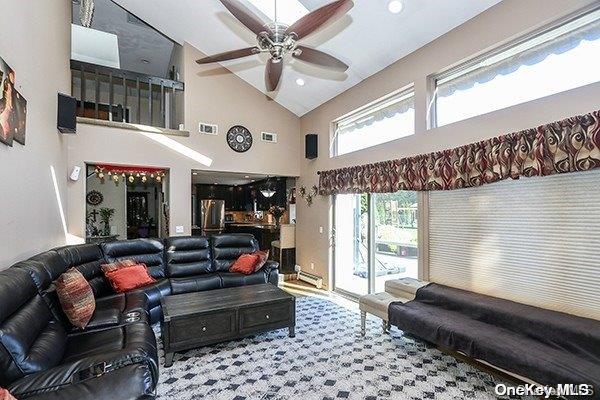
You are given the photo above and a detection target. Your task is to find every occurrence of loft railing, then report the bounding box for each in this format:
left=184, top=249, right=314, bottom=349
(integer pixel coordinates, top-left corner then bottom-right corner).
left=70, top=60, right=185, bottom=130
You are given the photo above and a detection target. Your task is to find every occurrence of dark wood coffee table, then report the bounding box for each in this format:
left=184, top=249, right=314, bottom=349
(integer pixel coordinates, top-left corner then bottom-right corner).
left=160, top=284, right=296, bottom=367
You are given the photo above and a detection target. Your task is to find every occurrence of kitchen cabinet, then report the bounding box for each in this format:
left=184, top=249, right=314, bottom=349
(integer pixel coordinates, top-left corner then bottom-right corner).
left=196, top=178, right=288, bottom=212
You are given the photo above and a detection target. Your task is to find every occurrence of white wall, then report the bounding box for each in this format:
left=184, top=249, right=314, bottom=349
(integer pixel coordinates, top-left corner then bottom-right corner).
left=66, top=43, right=301, bottom=239
left=0, top=0, right=71, bottom=268
left=296, top=0, right=600, bottom=288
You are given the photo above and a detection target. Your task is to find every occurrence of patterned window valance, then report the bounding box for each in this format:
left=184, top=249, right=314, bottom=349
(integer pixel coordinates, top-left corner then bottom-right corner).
left=318, top=109, right=600, bottom=195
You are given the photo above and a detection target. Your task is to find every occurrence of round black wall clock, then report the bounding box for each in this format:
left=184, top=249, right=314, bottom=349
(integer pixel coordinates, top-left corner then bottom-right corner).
left=86, top=190, right=103, bottom=206
left=227, top=125, right=253, bottom=153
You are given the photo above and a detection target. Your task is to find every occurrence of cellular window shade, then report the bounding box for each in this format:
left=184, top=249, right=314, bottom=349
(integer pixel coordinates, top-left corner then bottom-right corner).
left=428, top=169, right=600, bottom=320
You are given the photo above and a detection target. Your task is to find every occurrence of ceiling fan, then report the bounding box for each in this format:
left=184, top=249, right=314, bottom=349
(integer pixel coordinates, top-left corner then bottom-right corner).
left=197, top=0, right=354, bottom=92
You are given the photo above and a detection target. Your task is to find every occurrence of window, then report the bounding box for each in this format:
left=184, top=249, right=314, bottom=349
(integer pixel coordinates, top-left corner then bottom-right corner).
left=433, top=6, right=600, bottom=127
left=333, top=191, right=419, bottom=297
left=331, top=88, right=415, bottom=157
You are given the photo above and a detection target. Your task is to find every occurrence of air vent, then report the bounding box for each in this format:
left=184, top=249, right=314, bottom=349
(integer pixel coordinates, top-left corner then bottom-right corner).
left=199, top=123, right=218, bottom=135
left=261, top=132, right=278, bottom=143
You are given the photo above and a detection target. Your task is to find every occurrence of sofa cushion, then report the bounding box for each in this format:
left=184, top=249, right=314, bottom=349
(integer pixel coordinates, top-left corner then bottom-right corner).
left=0, top=269, right=67, bottom=387
left=218, top=271, right=268, bottom=288
left=100, top=259, right=137, bottom=274
left=165, top=236, right=213, bottom=277
left=170, top=274, right=222, bottom=295
left=13, top=251, right=68, bottom=292
left=211, top=234, right=259, bottom=272
left=55, top=268, right=96, bottom=329
left=54, top=244, right=111, bottom=298
left=104, top=264, right=156, bottom=293
left=101, top=239, right=166, bottom=279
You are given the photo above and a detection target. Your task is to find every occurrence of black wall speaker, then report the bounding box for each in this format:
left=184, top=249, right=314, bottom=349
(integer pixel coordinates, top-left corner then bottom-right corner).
left=305, top=134, right=318, bottom=159
left=57, top=93, right=77, bottom=134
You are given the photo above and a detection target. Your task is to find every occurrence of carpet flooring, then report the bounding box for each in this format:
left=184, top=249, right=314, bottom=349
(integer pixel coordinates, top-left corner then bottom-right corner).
left=155, top=296, right=529, bottom=399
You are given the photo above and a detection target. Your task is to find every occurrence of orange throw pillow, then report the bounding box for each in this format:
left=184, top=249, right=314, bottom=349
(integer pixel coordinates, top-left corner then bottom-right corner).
left=229, top=253, right=260, bottom=275
left=252, top=250, right=270, bottom=272
left=100, top=259, right=137, bottom=274
left=104, top=263, right=156, bottom=293
left=0, top=387, right=17, bottom=400
left=55, top=268, right=96, bottom=329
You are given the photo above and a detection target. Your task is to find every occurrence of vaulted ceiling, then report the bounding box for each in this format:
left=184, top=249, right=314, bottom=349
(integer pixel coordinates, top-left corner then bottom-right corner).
left=113, top=0, right=501, bottom=116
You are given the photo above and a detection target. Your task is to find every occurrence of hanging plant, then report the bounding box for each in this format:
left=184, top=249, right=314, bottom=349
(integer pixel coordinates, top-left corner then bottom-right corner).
left=298, top=185, right=318, bottom=207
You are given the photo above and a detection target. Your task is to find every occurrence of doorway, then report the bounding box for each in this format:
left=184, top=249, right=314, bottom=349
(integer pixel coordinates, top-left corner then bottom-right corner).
left=85, top=164, right=169, bottom=243
left=333, top=191, right=419, bottom=298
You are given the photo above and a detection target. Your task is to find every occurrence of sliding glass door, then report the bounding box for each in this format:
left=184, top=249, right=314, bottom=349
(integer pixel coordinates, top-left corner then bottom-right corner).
left=333, top=191, right=419, bottom=297
left=333, top=194, right=369, bottom=296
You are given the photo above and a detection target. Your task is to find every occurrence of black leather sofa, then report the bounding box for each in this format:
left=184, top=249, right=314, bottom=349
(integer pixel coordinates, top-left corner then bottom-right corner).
left=389, top=283, right=600, bottom=399
left=0, top=234, right=279, bottom=399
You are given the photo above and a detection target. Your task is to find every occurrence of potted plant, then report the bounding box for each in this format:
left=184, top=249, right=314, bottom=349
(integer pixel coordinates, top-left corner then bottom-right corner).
left=99, top=207, right=115, bottom=236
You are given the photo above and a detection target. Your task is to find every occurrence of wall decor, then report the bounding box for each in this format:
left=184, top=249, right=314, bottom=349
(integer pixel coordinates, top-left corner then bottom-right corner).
left=86, top=190, right=104, bottom=206
left=227, top=125, right=253, bottom=153
left=298, top=185, right=318, bottom=207
left=93, top=164, right=167, bottom=185
left=0, top=56, right=27, bottom=146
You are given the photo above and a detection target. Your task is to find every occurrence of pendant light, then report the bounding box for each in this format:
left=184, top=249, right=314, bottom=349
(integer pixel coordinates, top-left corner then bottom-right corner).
left=260, top=176, right=276, bottom=198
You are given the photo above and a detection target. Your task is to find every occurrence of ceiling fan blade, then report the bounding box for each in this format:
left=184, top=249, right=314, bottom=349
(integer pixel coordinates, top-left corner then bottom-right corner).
left=285, top=0, right=353, bottom=40
left=196, top=47, right=260, bottom=64
left=293, top=46, right=348, bottom=71
left=220, top=0, right=268, bottom=35
left=265, top=58, right=283, bottom=92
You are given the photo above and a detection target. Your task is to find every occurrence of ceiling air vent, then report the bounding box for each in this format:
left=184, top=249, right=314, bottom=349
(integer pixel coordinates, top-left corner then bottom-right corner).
left=199, top=123, right=218, bottom=135
left=261, top=132, right=278, bottom=143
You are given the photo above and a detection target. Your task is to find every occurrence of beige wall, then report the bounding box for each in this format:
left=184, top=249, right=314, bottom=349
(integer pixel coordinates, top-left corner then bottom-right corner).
left=66, top=43, right=300, bottom=239
left=0, top=0, right=71, bottom=268
left=296, top=0, right=600, bottom=288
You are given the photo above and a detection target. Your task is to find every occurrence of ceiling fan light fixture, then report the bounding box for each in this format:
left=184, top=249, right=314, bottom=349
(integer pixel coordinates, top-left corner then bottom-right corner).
left=388, top=0, right=403, bottom=14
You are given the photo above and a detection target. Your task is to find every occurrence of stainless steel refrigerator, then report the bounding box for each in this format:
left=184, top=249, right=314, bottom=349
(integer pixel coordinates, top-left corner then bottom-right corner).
left=200, top=199, right=225, bottom=235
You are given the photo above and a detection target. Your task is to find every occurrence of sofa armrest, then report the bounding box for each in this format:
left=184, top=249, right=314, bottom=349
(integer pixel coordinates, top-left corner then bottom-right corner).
left=9, top=363, right=155, bottom=400
left=8, top=350, right=156, bottom=399
left=263, top=260, right=279, bottom=272
left=263, top=261, right=280, bottom=285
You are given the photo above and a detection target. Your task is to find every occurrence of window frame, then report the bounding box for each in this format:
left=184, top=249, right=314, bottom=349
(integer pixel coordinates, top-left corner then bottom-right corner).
left=330, top=84, right=415, bottom=158
left=429, top=3, right=600, bottom=128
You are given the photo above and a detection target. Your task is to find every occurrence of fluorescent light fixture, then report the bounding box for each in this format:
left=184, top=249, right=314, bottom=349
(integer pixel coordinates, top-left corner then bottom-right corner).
left=71, top=24, right=120, bottom=69
left=296, top=78, right=305, bottom=86
left=246, top=0, right=308, bottom=25
left=388, top=0, right=403, bottom=14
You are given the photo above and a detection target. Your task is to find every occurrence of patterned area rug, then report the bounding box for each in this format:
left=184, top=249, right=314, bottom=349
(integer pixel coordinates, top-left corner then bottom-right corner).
left=156, top=296, right=524, bottom=400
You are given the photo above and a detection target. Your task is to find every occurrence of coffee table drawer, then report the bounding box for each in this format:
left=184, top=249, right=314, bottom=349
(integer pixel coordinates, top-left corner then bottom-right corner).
left=170, top=310, right=236, bottom=343
left=240, top=302, right=291, bottom=330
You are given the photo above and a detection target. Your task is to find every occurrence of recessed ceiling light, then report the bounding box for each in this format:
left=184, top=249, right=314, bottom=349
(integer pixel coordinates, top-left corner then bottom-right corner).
left=193, top=172, right=198, bottom=175
left=214, top=182, right=219, bottom=185
left=296, top=78, right=305, bottom=86
left=388, top=0, right=403, bottom=14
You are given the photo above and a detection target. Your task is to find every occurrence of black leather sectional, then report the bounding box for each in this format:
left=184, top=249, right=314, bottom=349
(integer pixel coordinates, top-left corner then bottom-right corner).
left=0, top=234, right=279, bottom=400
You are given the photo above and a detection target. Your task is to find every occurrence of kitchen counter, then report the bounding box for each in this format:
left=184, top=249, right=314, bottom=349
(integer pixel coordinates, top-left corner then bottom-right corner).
left=224, top=224, right=280, bottom=250
left=226, top=223, right=279, bottom=233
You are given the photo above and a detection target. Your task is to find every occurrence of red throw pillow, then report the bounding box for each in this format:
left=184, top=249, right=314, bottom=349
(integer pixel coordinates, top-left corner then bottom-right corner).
left=100, top=259, right=137, bottom=274
left=252, top=250, right=270, bottom=272
left=229, top=253, right=260, bottom=275
left=55, top=268, right=96, bottom=329
left=104, top=263, right=156, bottom=293
left=0, top=387, right=17, bottom=400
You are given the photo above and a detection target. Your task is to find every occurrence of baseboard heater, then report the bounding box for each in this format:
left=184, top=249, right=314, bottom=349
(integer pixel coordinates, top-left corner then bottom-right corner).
left=296, top=271, right=323, bottom=289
